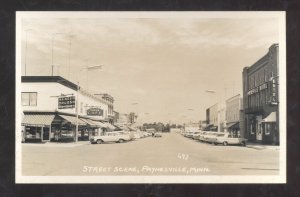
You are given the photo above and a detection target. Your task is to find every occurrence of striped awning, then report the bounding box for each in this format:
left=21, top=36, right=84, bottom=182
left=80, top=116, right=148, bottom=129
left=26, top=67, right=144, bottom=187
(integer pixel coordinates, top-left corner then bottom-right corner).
left=22, top=114, right=55, bottom=126
left=81, top=118, right=106, bottom=128
left=59, top=115, right=86, bottom=126
left=104, top=122, right=116, bottom=130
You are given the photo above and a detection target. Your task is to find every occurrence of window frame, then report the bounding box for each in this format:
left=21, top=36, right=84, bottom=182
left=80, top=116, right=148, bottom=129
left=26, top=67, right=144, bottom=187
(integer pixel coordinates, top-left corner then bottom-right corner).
left=21, top=92, right=37, bottom=106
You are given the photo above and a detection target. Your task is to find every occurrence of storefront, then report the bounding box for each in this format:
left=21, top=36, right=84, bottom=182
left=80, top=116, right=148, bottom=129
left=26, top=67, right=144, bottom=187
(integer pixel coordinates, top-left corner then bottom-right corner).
left=22, top=114, right=54, bottom=142
left=226, top=122, right=240, bottom=138
left=261, top=112, right=278, bottom=144
left=21, top=76, right=114, bottom=143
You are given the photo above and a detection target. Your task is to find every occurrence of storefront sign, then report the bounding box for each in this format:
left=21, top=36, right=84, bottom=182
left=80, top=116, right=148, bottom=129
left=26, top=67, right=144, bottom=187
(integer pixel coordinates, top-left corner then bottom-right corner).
left=247, top=87, right=259, bottom=96
left=248, top=83, right=268, bottom=96
left=87, top=108, right=103, bottom=116
left=58, top=96, right=75, bottom=109
left=259, top=83, right=267, bottom=91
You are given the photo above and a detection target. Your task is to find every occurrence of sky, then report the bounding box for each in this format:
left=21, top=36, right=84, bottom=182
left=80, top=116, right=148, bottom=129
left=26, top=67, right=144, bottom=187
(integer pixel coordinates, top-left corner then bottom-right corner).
left=20, top=12, right=280, bottom=124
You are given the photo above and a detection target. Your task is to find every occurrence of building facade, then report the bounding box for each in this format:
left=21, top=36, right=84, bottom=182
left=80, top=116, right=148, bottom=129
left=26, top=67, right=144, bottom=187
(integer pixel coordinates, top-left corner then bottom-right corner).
left=225, top=94, right=243, bottom=137
left=94, top=93, right=114, bottom=124
left=21, top=76, right=115, bottom=142
left=242, top=44, right=279, bottom=144
left=205, top=104, right=218, bottom=131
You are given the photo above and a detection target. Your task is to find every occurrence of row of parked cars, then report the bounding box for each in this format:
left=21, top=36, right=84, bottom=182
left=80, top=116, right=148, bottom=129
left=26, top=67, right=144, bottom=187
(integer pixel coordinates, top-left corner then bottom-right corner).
left=182, top=130, right=247, bottom=146
left=90, top=130, right=152, bottom=144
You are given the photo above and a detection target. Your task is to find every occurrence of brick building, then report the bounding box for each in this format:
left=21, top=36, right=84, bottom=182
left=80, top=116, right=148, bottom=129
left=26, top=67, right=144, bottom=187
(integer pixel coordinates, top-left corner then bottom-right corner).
left=242, top=44, right=279, bottom=144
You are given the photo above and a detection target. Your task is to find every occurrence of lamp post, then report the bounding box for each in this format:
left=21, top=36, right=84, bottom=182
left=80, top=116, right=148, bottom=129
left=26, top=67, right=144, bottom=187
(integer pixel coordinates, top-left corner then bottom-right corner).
left=75, top=65, right=103, bottom=142
left=67, top=34, right=75, bottom=80
left=24, top=29, right=33, bottom=76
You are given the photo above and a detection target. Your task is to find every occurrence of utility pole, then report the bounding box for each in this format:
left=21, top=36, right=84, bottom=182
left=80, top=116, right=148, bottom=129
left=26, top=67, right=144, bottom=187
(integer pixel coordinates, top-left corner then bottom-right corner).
left=51, top=32, right=64, bottom=76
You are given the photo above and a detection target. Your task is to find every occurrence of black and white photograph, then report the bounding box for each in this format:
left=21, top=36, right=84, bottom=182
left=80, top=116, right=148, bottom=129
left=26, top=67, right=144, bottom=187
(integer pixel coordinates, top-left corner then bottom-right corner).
left=15, top=11, right=286, bottom=183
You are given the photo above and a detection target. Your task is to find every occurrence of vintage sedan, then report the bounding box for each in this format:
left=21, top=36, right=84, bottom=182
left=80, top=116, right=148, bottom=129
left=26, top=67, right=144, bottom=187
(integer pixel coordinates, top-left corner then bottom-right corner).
left=154, top=132, right=162, bottom=137
left=211, top=133, right=247, bottom=146
left=90, top=131, right=132, bottom=144
left=191, top=131, right=201, bottom=140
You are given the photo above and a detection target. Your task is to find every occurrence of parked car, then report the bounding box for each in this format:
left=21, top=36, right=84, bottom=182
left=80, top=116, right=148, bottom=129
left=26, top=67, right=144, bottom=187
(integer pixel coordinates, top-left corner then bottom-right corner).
left=90, top=131, right=132, bottom=144
left=185, top=131, right=195, bottom=138
left=154, top=132, right=162, bottom=137
left=198, top=131, right=209, bottom=142
left=142, top=131, right=151, bottom=137
left=54, top=130, right=74, bottom=142
left=132, top=131, right=141, bottom=139
left=191, top=131, right=201, bottom=140
left=211, top=133, right=247, bottom=146
left=201, top=132, right=219, bottom=143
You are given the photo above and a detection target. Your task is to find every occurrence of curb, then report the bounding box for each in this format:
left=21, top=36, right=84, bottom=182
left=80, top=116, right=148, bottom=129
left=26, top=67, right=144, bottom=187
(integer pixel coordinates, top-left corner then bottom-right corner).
left=246, top=144, right=280, bottom=150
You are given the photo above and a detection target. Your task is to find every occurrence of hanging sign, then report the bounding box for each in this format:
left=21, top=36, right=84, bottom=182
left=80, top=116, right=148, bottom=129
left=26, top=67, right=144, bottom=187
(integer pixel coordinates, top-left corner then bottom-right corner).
left=58, top=96, right=75, bottom=109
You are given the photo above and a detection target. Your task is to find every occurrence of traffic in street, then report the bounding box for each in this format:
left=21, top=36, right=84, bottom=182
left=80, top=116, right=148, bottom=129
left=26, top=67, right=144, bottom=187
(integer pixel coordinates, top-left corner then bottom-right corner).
left=22, top=131, right=279, bottom=176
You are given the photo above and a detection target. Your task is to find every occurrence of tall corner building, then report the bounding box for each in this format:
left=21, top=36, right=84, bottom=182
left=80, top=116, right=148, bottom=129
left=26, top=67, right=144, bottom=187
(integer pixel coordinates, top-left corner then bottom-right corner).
left=242, top=44, right=279, bottom=145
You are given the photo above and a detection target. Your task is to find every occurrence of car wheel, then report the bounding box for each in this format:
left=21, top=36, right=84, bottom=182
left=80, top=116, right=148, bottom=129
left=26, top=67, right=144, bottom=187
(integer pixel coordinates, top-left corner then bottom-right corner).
left=241, top=141, right=246, bottom=146
left=96, top=139, right=103, bottom=144
left=223, top=141, right=228, bottom=146
left=118, top=139, right=124, bottom=143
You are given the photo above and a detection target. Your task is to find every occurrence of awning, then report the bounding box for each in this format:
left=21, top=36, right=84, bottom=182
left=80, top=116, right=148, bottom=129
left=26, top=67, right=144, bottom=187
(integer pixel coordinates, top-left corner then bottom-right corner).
left=203, top=124, right=213, bottom=131
left=226, top=122, right=239, bottom=129
left=262, top=112, right=277, bottom=122
left=82, top=119, right=107, bottom=128
left=104, top=122, right=116, bottom=130
left=22, top=114, right=55, bottom=126
left=80, top=118, right=97, bottom=127
left=59, top=115, right=86, bottom=126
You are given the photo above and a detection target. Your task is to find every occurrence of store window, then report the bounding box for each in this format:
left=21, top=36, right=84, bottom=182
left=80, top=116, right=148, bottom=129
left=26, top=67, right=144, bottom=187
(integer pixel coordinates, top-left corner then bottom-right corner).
left=25, top=126, right=42, bottom=139
left=22, top=92, right=37, bottom=106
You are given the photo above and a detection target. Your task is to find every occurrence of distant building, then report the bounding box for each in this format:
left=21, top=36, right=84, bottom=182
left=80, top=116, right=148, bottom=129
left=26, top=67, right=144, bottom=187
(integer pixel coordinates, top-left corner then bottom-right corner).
left=219, top=101, right=226, bottom=132
left=205, top=104, right=218, bottom=131
left=113, top=111, right=119, bottom=123
left=128, top=112, right=137, bottom=124
left=94, top=93, right=114, bottom=124
left=225, top=94, right=243, bottom=137
left=242, top=44, right=279, bottom=144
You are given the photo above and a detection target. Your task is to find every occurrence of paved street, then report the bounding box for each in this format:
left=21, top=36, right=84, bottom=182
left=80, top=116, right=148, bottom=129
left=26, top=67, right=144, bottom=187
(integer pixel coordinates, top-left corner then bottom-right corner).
left=22, top=132, right=279, bottom=176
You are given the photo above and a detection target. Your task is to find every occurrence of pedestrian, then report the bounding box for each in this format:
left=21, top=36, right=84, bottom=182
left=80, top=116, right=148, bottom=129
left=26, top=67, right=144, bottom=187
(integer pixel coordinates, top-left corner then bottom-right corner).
left=152, top=132, right=154, bottom=137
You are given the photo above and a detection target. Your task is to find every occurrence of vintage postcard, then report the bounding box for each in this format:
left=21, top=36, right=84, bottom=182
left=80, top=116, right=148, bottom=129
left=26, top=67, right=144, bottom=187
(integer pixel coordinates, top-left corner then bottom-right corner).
left=15, top=11, right=286, bottom=183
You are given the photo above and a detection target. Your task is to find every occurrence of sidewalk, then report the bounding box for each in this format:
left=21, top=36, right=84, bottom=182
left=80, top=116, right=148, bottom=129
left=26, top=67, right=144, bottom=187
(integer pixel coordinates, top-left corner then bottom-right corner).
left=246, top=142, right=280, bottom=150
left=22, top=141, right=90, bottom=148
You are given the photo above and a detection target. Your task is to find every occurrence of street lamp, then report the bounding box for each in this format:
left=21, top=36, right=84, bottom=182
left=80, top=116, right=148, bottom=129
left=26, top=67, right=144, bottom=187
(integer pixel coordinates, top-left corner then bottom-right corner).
left=74, top=65, right=103, bottom=142
left=24, top=29, right=33, bottom=76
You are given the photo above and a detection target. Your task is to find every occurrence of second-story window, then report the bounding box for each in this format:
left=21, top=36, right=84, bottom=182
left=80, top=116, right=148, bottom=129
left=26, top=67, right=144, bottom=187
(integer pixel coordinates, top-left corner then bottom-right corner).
left=22, top=92, right=37, bottom=106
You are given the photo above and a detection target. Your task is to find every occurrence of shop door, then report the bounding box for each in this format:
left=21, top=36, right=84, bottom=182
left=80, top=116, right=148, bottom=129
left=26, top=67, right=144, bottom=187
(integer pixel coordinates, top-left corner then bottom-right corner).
left=43, top=127, right=50, bottom=141
left=256, top=116, right=262, bottom=141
